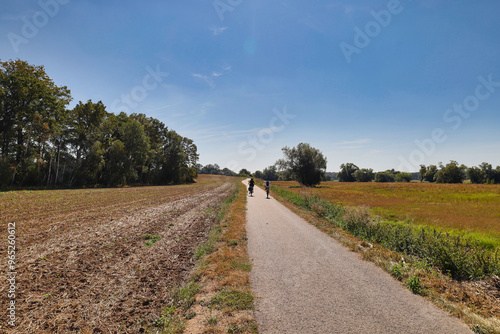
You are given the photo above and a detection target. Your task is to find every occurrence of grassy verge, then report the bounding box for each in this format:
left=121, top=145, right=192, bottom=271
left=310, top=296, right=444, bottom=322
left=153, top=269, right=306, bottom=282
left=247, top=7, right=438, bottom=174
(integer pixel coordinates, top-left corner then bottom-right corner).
left=271, top=186, right=499, bottom=280
left=270, top=185, right=500, bottom=334
left=154, top=180, right=257, bottom=334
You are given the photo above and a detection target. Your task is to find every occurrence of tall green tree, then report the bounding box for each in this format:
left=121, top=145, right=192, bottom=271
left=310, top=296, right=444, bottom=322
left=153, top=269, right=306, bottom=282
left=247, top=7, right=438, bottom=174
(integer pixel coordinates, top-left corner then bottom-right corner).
left=418, top=165, right=427, bottom=182
left=1, top=60, right=199, bottom=188
left=479, top=162, right=497, bottom=183
left=0, top=59, right=72, bottom=185
left=158, top=130, right=198, bottom=184
left=121, top=119, right=150, bottom=183
left=467, top=166, right=484, bottom=184
left=68, top=100, right=107, bottom=185
left=103, top=140, right=128, bottom=185
left=435, top=161, right=466, bottom=184
left=277, top=143, right=327, bottom=187
left=420, top=165, right=438, bottom=182
left=338, top=163, right=359, bottom=182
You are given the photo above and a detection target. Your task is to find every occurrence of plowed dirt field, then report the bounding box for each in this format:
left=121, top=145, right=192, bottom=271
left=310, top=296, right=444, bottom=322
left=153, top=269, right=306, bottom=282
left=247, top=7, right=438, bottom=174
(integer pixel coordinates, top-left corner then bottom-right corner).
left=0, top=175, right=237, bottom=333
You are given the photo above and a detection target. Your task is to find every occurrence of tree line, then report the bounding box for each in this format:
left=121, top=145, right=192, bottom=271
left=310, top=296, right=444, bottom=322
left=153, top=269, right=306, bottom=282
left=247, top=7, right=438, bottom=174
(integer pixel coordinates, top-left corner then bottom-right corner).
left=0, top=59, right=198, bottom=188
left=199, top=143, right=500, bottom=187
left=320, top=160, right=500, bottom=184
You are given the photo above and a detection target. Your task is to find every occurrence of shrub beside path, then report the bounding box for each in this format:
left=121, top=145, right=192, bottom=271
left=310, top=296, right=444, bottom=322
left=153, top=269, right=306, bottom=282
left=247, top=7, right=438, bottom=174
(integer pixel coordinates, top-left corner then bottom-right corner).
left=244, top=180, right=472, bottom=334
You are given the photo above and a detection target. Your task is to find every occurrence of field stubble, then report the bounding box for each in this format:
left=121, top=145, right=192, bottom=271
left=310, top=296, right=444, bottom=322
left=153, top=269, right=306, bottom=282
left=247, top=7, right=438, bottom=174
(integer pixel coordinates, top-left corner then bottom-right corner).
left=0, top=175, right=238, bottom=333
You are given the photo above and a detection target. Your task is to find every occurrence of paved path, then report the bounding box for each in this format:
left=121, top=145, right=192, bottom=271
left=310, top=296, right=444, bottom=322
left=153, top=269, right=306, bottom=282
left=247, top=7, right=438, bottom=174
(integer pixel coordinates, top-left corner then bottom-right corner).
left=244, top=180, right=472, bottom=334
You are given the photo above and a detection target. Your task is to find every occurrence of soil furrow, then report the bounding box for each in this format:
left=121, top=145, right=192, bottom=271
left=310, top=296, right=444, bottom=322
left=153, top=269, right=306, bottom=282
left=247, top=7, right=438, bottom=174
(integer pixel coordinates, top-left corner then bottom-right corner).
left=1, top=180, right=235, bottom=333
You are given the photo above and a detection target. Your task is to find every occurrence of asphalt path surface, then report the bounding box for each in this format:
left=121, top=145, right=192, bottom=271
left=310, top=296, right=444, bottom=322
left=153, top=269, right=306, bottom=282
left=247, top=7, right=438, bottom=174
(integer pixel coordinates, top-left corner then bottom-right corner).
left=244, top=180, right=472, bottom=334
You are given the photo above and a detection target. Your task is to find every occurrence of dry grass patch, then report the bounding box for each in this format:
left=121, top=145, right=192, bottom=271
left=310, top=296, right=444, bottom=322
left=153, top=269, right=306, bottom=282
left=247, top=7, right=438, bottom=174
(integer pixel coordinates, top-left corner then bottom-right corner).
left=183, top=182, right=258, bottom=334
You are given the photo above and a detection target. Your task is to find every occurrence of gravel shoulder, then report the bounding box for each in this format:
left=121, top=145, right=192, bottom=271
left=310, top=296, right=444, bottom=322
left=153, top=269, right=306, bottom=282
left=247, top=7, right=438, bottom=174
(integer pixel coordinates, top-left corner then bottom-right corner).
left=245, top=180, right=472, bottom=334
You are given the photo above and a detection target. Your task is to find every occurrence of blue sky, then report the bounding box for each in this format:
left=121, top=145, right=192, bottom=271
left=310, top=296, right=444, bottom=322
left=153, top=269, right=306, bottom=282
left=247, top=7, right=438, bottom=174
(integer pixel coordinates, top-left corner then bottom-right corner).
left=2, top=0, right=500, bottom=172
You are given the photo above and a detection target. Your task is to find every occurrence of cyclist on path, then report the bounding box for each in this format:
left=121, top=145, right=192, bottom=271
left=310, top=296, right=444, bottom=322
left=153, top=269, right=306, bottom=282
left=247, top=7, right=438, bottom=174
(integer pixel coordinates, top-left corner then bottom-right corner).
left=248, top=178, right=255, bottom=196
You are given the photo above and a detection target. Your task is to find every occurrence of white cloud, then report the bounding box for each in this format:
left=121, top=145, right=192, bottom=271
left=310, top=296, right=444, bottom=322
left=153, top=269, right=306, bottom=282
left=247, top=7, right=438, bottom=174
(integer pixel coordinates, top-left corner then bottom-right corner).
left=192, top=73, right=215, bottom=88
left=209, top=26, right=228, bottom=36
left=192, top=66, right=232, bottom=87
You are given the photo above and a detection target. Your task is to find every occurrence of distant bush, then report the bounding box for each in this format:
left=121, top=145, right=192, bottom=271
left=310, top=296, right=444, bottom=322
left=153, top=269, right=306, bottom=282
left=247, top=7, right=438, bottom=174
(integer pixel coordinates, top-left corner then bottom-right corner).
left=395, top=172, right=413, bottom=183
left=338, top=163, right=359, bottom=182
left=353, top=168, right=374, bottom=182
left=375, top=171, right=395, bottom=183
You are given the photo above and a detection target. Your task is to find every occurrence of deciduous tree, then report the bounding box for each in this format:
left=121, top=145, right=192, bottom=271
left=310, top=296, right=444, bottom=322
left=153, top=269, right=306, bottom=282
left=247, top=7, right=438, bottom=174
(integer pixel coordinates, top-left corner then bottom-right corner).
left=435, top=161, right=466, bottom=184
left=338, top=163, right=359, bottom=182
left=277, top=143, right=327, bottom=187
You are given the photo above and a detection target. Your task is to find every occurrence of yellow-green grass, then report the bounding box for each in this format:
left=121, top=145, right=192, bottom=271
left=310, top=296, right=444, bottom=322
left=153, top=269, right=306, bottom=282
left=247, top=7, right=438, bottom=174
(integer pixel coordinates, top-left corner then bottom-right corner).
left=272, top=181, right=500, bottom=241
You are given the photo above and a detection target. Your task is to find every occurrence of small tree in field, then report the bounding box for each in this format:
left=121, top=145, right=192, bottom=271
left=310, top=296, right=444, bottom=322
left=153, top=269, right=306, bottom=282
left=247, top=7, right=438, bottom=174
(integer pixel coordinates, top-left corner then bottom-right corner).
left=277, top=143, right=327, bottom=187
